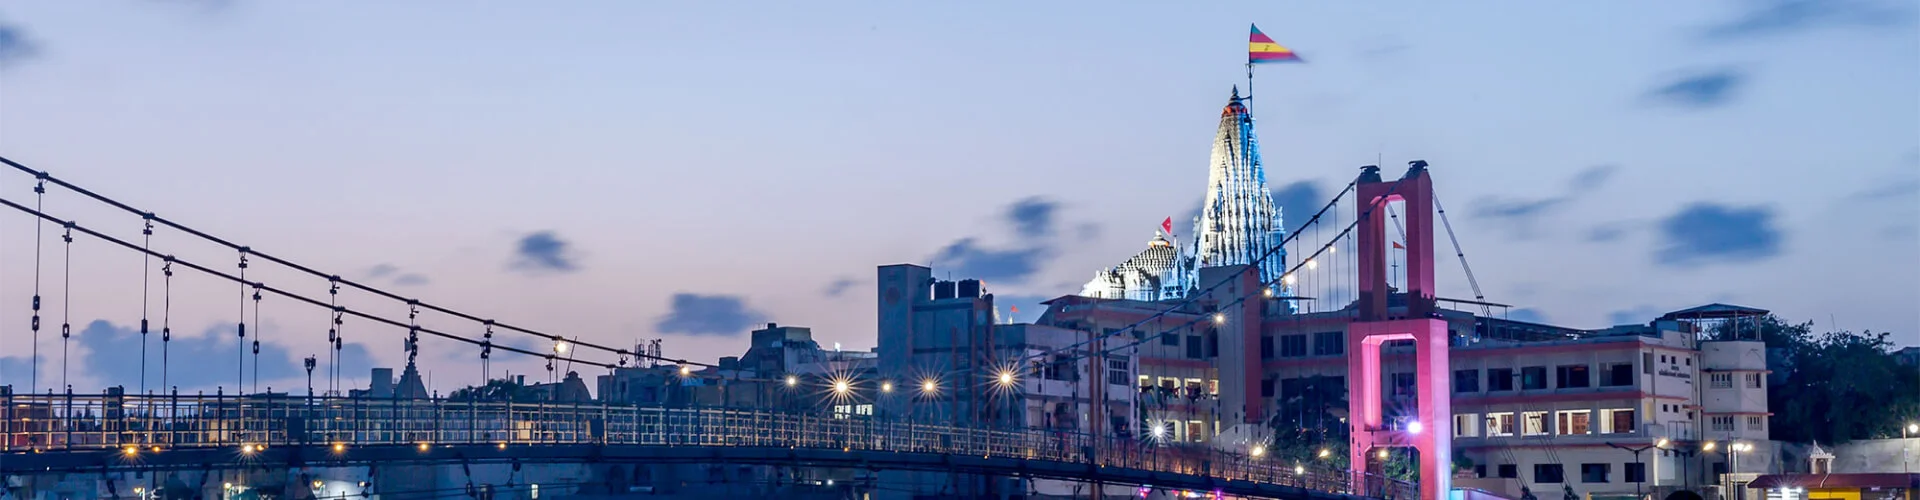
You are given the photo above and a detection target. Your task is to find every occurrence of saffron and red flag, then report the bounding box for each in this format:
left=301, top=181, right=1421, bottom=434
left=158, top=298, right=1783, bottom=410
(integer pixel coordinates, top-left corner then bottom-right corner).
left=1161, top=217, right=1174, bottom=234
left=1248, top=25, right=1302, bottom=64
left=1010, top=305, right=1020, bottom=313
left=1392, top=241, right=1405, bottom=249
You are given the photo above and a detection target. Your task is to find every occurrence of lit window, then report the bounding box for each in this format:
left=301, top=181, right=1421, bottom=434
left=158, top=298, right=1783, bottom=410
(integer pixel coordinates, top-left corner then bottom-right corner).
left=1454, top=414, right=1480, bottom=437
left=1522, top=411, right=1549, bottom=436
left=1744, top=373, right=1762, bottom=389
left=1600, top=409, right=1636, bottom=434
left=1555, top=410, right=1591, bottom=435
left=1486, top=413, right=1515, bottom=437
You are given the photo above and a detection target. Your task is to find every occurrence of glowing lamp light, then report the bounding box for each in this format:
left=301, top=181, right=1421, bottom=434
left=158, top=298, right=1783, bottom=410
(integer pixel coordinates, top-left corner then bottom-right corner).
left=497, top=442, right=508, bottom=450
left=1703, top=441, right=1717, bottom=452
left=223, top=483, right=233, bottom=490
left=331, top=443, right=345, bottom=453
left=1263, top=287, right=1275, bottom=297
left=552, top=340, right=569, bottom=354
left=417, top=442, right=430, bottom=452
left=1212, top=313, right=1225, bottom=324
left=997, top=370, right=1016, bottom=386
left=1377, top=449, right=1389, bottom=459
left=881, top=381, right=893, bottom=393
left=1151, top=424, right=1167, bottom=439
left=312, top=480, right=324, bottom=489
left=785, top=375, right=798, bottom=387
left=1305, top=258, right=1318, bottom=270
left=240, top=444, right=256, bottom=454
left=1317, top=448, right=1331, bottom=459
left=1908, top=422, right=1918, bottom=434
left=1406, top=420, right=1423, bottom=434
left=1655, top=438, right=1670, bottom=448
left=1250, top=445, right=1266, bottom=457
left=1294, top=465, right=1305, bottom=475
left=679, top=366, right=692, bottom=376
left=833, top=380, right=850, bottom=395
left=123, top=446, right=138, bottom=456
left=1283, top=274, right=1297, bottom=285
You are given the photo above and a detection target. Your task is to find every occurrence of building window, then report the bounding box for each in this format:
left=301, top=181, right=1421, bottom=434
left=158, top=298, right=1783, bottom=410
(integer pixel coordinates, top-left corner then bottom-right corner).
left=1208, top=379, right=1218, bottom=396
left=1624, top=462, right=1646, bottom=484
left=1488, top=368, right=1514, bottom=391
left=1186, top=420, right=1206, bottom=442
left=1260, top=378, right=1275, bottom=398
left=1280, top=334, right=1307, bottom=357
left=1534, top=464, right=1565, bottom=483
left=1260, top=336, right=1274, bottom=360
left=1747, top=416, right=1765, bottom=431
left=1454, top=369, right=1480, bottom=393
left=1454, top=413, right=1479, bottom=437
left=1521, top=367, right=1548, bottom=390
left=1486, top=413, right=1515, bottom=437
left=1601, top=408, right=1636, bottom=434
left=1556, top=410, right=1592, bottom=435
left=1745, top=373, right=1762, bottom=388
left=1603, top=363, right=1635, bottom=387
left=1498, top=464, right=1517, bottom=479
left=1523, top=411, right=1549, bottom=436
left=1710, top=373, right=1732, bottom=389
left=1580, top=463, right=1610, bottom=483
left=1161, top=332, right=1178, bottom=346
left=1557, top=365, right=1591, bottom=388
left=1106, top=359, right=1130, bottom=387
left=1312, top=331, right=1344, bottom=355
left=1204, top=330, right=1218, bottom=357
left=1710, top=415, right=1735, bottom=432
left=1138, top=375, right=1151, bottom=389
left=1186, top=335, right=1203, bottom=359
left=1643, top=352, right=1654, bottom=374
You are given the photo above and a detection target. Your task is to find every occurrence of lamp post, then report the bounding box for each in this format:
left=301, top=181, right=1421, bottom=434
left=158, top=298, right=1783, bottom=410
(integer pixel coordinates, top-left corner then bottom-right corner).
left=1903, top=422, right=1916, bottom=473
left=304, top=356, right=317, bottom=397
left=1607, top=439, right=1665, bottom=499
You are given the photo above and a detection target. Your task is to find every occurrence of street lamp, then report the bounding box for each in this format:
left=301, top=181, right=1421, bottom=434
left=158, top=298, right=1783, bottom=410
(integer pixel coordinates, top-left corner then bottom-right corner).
left=1607, top=441, right=1659, bottom=498
left=303, top=356, right=317, bottom=398
left=1904, top=422, right=1917, bottom=473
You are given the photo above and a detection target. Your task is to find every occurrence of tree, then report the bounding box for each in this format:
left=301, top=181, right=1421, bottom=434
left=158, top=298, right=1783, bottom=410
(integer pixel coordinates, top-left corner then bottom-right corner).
left=1732, top=315, right=1920, bottom=444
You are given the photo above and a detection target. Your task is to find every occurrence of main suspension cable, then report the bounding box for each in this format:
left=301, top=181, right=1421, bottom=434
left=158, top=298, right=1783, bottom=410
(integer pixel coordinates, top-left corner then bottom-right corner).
left=29, top=177, right=45, bottom=394
left=0, top=157, right=662, bottom=366
left=0, top=195, right=621, bottom=369
left=140, top=216, right=153, bottom=394
left=59, top=223, right=73, bottom=393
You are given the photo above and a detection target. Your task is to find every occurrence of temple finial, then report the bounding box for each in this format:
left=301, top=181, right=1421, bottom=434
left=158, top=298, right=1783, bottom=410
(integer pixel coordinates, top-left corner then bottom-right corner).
left=1231, top=85, right=1241, bottom=100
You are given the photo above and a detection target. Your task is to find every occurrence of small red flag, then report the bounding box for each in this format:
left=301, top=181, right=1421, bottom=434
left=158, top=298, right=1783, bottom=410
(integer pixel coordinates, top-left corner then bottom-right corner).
left=1010, top=305, right=1020, bottom=313
left=1161, top=217, right=1174, bottom=234
left=1392, top=242, right=1405, bottom=249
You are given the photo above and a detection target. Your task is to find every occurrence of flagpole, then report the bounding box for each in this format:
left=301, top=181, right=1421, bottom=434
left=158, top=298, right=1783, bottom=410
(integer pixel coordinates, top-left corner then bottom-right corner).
left=1246, top=62, right=1254, bottom=104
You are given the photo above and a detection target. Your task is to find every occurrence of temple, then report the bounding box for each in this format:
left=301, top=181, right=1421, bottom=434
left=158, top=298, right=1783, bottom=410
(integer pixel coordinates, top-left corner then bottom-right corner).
left=1080, top=87, right=1291, bottom=306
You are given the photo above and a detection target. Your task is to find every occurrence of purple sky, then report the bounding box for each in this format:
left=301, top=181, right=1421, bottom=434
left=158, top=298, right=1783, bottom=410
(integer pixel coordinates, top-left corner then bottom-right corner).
left=0, top=1, right=1914, bottom=394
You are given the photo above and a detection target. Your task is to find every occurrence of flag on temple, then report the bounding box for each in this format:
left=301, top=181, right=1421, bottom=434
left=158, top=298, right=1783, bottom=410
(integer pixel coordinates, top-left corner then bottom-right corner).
left=1392, top=241, right=1405, bottom=249
left=1249, top=25, right=1302, bottom=64
left=1010, top=305, right=1020, bottom=313
left=1161, top=217, right=1174, bottom=234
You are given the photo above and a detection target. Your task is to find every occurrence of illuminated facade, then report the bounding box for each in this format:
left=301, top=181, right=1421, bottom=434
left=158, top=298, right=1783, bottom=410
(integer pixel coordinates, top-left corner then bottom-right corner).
left=1080, top=87, right=1291, bottom=306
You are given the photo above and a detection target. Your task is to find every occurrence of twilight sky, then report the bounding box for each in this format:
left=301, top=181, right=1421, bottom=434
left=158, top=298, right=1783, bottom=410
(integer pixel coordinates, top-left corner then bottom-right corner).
left=0, top=1, right=1914, bottom=394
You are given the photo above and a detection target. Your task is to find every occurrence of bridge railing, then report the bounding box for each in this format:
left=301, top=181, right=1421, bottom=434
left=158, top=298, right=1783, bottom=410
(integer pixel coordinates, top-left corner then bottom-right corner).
left=0, top=394, right=1415, bottom=498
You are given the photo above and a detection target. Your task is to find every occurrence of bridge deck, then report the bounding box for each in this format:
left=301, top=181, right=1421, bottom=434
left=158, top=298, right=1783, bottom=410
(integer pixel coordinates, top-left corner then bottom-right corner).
left=0, top=394, right=1415, bottom=499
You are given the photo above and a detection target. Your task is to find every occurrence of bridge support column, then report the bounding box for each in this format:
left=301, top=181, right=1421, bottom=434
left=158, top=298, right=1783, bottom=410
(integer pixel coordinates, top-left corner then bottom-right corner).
left=1347, top=162, right=1451, bottom=499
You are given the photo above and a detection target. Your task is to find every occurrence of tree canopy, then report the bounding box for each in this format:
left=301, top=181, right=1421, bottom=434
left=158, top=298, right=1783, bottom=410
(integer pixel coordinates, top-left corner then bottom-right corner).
left=1738, top=315, right=1920, bottom=444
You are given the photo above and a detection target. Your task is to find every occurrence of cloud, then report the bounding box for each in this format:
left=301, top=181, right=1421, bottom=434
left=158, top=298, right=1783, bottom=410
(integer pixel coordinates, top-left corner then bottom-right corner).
left=1007, top=197, right=1059, bottom=239
left=367, top=264, right=399, bottom=278
left=393, top=273, right=430, bottom=286
left=654, top=293, right=767, bottom=337
left=821, top=277, right=860, bottom=298
left=510, top=231, right=578, bottom=273
left=0, top=355, right=37, bottom=389
left=1586, top=224, right=1628, bottom=243
left=1854, top=179, right=1919, bottom=201
left=1471, top=165, right=1618, bottom=239
left=1646, top=70, right=1747, bottom=109
left=1655, top=202, right=1785, bottom=266
left=931, top=238, right=1048, bottom=284
left=1272, top=181, right=1328, bottom=235
left=1507, top=308, right=1551, bottom=324
left=0, top=20, right=36, bottom=67
left=1608, top=306, right=1669, bottom=327
left=1703, top=0, right=1911, bottom=41
left=75, top=319, right=374, bottom=393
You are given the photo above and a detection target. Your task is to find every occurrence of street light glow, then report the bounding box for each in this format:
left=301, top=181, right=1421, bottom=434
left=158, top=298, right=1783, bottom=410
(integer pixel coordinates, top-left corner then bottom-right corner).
left=332, top=443, right=345, bottom=453
left=1406, top=420, right=1423, bottom=434
left=881, top=381, right=893, bottom=393
left=552, top=340, right=569, bottom=354
left=833, top=380, right=850, bottom=395
left=1283, top=274, right=1297, bottom=285
left=1213, top=313, right=1225, bottom=324
left=1655, top=438, right=1670, bottom=448
left=1250, top=445, right=1266, bottom=457
left=1908, top=422, right=1918, bottom=434
left=240, top=444, right=256, bottom=454
left=679, top=366, right=691, bottom=376
left=1294, top=465, right=1305, bottom=475
left=996, top=370, right=1016, bottom=387
left=123, top=446, right=137, bottom=456
left=786, top=375, right=798, bottom=387
left=920, top=379, right=938, bottom=394
left=1150, top=423, right=1166, bottom=439
left=1377, top=449, right=1389, bottom=459
left=1703, top=441, right=1716, bottom=451
left=1318, top=448, right=1331, bottom=458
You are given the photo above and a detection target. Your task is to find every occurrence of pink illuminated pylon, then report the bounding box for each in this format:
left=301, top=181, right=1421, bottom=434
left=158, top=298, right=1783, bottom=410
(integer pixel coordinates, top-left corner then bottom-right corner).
left=1346, top=163, right=1451, bottom=500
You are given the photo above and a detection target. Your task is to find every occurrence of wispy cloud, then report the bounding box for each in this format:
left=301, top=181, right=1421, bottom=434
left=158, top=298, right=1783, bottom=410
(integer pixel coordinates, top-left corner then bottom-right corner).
left=821, top=277, right=860, bottom=298
left=654, top=293, right=767, bottom=337
left=509, top=231, right=578, bottom=273
left=1471, top=165, right=1618, bottom=239
left=1007, top=197, right=1058, bottom=239
left=928, top=196, right=1093, bottom=285
left=0, top=19, right=37, bottom=67
left=1655, top=202, right=1785, bottom=266
left=1646, top=69, right=1747, bottom=109
left=1703, top=0, right=1912, bottom=41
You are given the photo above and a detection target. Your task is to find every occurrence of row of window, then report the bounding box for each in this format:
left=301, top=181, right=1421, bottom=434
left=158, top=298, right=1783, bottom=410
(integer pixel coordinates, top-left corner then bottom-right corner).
left=1707, top=372, right=1763, bottom=389
left=1481, top=462, right=1644, bottom=484
left=1453, top=363, right=1636, bottom=393
left=1454, top=409, right=1637, bottom=438
left=1257, top=331, right=1347, bottom=359
left=1707, top=415, right=1766, bottom=432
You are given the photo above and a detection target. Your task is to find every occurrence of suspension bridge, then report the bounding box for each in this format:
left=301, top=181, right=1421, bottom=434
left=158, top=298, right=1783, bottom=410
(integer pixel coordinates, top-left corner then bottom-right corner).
left=0, top=154, right=1503, bottom=500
